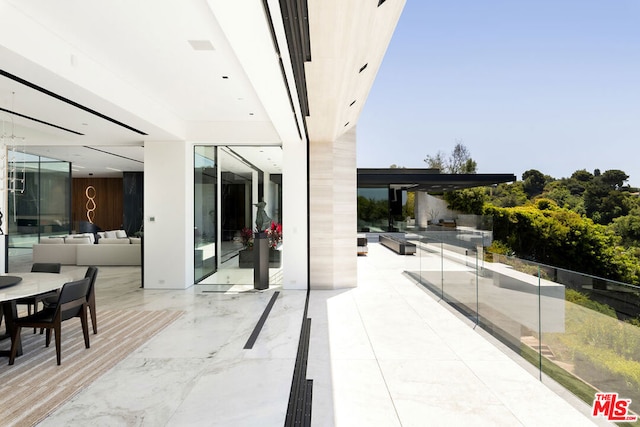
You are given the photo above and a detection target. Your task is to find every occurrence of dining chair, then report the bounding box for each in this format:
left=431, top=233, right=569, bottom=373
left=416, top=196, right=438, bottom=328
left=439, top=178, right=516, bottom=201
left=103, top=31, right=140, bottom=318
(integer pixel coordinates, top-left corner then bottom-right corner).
left=43, top=266, right=99, bottom=334
left=9, top=277, right=92, bottom=366
left=16, top=263, right=62, bottom=333
left=83, top=266, right=99, bottom=334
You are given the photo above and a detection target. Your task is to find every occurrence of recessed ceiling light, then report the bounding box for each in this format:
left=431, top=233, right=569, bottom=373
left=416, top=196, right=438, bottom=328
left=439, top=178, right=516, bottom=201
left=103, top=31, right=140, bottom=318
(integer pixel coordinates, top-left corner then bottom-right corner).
left=188, top=40, right=215, bottom=51
left=249, top=112, right=254, bottom=116
left=222, top=75, right=229, bottom=79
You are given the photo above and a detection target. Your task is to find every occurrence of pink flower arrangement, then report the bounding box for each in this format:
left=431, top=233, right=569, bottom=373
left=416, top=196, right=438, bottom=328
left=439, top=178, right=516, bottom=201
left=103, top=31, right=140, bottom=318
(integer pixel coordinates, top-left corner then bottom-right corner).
left=265, top=221, right=282, bottom=249
left=240, top=227, right=254, bottom=248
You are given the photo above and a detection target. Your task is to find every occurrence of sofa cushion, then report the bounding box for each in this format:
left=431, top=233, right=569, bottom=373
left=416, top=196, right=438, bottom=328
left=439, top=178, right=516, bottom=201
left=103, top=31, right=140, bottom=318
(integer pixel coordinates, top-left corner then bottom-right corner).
left=99, top=238, right=130, bottom=244
left=65, top=236, right=92, bottom=244
left=40, top=237, right=65, bottom=244
left=129, top=237, right=141, bottom=244
left=104, top=230, right=118, bottom=239
left=115, top=230, right=128, bottom=239
left=70, top=233, right=95, bottom=243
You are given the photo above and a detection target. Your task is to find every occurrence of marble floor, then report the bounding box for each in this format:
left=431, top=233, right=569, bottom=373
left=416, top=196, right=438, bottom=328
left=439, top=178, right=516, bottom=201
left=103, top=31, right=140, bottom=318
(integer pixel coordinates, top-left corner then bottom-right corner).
left=8, top=245, right=612, bottom=426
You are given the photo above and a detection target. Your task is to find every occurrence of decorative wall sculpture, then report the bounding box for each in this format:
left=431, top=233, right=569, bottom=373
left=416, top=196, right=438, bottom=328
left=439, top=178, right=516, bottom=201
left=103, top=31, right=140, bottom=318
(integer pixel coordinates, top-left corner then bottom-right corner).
left=85, top=185, right=96, bottom=224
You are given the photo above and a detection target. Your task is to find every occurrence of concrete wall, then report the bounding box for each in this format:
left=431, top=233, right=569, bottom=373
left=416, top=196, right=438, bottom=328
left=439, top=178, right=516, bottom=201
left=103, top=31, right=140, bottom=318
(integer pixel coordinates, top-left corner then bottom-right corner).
left=415, top=192, right=459, bottom=228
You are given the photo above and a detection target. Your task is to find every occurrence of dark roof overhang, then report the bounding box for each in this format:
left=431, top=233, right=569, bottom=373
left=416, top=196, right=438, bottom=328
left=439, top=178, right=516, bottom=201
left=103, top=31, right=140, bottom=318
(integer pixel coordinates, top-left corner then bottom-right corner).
left=357, top=168, right=516, bottom=192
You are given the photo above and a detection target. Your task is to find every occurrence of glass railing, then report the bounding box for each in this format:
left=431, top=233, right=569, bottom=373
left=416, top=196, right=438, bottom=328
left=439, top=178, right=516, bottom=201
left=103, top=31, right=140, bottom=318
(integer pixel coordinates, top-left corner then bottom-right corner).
left=394, top=225, right=640, bottom=421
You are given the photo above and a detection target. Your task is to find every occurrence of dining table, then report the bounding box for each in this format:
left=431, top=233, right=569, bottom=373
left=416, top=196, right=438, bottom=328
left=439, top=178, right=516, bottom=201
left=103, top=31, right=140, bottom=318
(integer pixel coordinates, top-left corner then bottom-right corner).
left=0, top=271, right=78, bottom=358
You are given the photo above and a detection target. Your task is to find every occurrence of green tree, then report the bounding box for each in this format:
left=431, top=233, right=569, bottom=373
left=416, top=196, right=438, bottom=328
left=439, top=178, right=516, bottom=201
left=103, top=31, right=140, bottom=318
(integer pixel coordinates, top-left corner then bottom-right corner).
left=488, top=182, right=528, bottom=207
left=450, top=142, right=477, bottom=173
left=424, top=151, right=447, bottom=171
left=571, top=169, right=594, bottom=183
left=522, top=169, right=549, bottom=198
left=424, top=141, right=477, bottom=173
left=543, top=180, right=585, bottom=213
left=584, top=169, right=633, bottom=224
left=610, top=209, right=640, bottom=246
left=403, top=192, right=415, bottom=218
left=444, top=188, right=486, bottom=215
left=601, top=169, right=629, bottom=190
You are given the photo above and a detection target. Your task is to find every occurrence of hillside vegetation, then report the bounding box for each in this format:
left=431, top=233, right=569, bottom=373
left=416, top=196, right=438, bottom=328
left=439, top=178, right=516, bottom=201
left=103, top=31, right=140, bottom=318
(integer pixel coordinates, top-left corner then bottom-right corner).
left=444, top=168, right=640, bottom=284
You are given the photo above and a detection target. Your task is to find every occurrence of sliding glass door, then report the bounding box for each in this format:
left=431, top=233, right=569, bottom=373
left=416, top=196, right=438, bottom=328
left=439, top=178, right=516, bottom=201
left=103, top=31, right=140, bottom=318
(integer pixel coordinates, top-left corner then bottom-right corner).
left=194, top=147, right=217, bottom=282
left=194, top=145, right=282, bottom=286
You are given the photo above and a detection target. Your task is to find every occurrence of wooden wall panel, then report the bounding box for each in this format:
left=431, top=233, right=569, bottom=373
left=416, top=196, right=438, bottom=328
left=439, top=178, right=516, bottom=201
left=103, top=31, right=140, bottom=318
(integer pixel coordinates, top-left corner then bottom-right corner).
left=72, top=178, right=123, bottom=232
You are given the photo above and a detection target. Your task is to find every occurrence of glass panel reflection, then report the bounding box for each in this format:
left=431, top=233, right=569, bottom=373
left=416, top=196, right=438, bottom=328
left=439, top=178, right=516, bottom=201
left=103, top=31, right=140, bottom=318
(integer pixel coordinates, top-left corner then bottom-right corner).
left=194, top=146, right=217, bottom=282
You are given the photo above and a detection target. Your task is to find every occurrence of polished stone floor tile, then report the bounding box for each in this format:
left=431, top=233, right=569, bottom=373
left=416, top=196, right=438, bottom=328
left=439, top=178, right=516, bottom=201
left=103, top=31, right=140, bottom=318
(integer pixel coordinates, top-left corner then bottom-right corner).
left=9, top=243, right=604, bottom=426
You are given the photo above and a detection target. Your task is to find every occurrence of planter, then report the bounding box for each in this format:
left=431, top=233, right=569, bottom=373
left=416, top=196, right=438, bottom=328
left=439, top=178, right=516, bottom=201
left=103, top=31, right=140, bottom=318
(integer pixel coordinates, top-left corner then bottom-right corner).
left=238, top=247, right=281, bottom=268
left=269, top=248, right=281, bottom=268
left=238, top=248, right=253, bottom=268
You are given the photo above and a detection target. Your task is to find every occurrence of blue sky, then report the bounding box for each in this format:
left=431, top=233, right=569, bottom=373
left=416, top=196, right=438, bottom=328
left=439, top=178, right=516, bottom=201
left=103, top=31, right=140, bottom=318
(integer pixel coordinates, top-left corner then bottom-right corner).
left=357, top=1, right=640, bottom=187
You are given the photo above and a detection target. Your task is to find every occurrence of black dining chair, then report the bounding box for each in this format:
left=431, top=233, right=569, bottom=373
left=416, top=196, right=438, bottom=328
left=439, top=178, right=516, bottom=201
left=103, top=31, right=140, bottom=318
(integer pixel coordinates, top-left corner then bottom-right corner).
left=9, top=277, right=92, bottom=366
left=43, top=266, right=99, bottom=334
left=16, top=263, right=62, bottom=333
left=83, top=266, right=99, bottom=334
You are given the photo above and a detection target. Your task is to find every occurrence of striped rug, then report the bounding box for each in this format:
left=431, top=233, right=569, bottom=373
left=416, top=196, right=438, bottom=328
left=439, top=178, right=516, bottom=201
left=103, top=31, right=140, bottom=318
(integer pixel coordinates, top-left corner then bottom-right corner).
left=0, top=309, right=184, bottom=426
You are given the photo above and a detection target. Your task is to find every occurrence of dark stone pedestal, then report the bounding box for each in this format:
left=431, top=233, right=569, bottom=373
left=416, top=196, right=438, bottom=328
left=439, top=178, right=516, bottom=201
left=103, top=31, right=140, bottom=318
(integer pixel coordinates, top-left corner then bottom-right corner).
left=254, top=233, right=269, bottom=290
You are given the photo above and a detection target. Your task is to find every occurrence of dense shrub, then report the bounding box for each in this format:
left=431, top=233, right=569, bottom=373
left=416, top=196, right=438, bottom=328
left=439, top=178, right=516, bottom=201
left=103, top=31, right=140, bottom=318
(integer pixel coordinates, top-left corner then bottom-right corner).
left=565, top=289, right=617, bottom=318
left=484, top=202, right=640, bottom=284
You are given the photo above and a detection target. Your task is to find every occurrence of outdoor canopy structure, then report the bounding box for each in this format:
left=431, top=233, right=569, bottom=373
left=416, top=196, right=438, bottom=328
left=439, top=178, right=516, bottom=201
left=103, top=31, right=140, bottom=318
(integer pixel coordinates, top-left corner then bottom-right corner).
left=358, top=168, right=516, bottom=192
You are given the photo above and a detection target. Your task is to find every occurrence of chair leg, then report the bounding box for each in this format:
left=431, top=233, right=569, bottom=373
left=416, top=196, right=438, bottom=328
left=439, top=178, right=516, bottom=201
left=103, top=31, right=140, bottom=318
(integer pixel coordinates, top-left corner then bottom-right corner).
left=26, top=303, right=37, bottom=334
left=89, top=301, right=97, bottom=334
left=54, top=323, right=61, bottom=365
left=81, top=310, right=90, bottom=349
left=8, top=326, right=22, bottom=365
left=45, top=328, right=51, bottom=347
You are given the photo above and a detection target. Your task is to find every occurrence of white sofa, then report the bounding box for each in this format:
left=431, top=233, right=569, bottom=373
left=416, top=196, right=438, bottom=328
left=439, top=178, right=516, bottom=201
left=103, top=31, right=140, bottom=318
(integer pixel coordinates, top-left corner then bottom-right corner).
left=76, top=244, right=141, bottom=266
left=33, top=231, right=141, bottom=266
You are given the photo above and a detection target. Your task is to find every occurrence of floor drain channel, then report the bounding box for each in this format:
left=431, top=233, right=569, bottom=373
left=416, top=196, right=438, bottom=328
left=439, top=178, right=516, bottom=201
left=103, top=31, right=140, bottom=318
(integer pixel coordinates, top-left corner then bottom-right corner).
left=244, top=291, right=279, bottom=349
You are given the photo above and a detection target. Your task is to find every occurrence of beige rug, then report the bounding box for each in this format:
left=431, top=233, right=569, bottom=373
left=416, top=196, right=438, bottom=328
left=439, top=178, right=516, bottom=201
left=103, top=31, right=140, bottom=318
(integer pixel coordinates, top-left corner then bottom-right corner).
left=0, top=309, right=184, bottom=426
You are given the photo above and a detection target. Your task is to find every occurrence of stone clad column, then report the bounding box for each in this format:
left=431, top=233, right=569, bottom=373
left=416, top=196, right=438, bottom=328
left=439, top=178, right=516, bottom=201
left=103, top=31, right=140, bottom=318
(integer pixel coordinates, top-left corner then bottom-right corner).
left=309, top=128, right=357, bottom=289
left=415, top=191, right=428, bottom=229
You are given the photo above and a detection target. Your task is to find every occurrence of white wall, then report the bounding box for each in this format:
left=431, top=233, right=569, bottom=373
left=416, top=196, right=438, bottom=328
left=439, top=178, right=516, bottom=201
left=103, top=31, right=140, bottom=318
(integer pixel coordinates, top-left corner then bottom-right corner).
left=415, top=192, right=459, bottom=227
left=282, top=138, right=308, bottom=290
left=144, top=141, right=194, bottom=289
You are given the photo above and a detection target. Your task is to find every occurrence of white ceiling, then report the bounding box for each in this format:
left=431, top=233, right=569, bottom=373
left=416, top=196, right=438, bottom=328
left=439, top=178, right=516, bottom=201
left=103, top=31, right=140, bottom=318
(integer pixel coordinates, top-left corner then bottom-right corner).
left=0, top=0, right=283, bottom=177
left=0, top=0, right=406, bottom=178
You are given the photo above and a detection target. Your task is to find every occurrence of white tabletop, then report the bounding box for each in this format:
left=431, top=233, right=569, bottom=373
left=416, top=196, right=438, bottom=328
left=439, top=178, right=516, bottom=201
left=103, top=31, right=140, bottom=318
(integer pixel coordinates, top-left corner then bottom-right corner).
left=0, top=272, right=77, bottom=302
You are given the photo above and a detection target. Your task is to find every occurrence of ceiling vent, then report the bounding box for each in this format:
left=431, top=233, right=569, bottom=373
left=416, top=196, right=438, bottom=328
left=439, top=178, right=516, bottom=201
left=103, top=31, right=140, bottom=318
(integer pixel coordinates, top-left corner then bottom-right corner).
left=188, top=40, right=215, bottom=51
